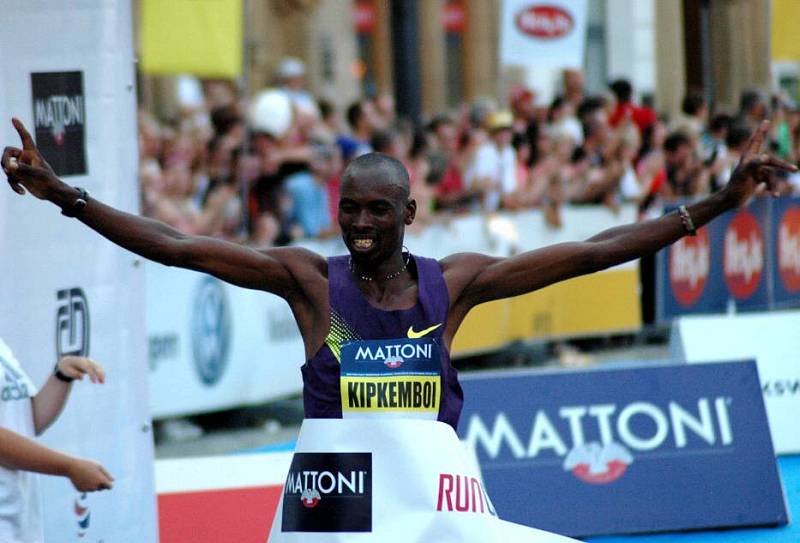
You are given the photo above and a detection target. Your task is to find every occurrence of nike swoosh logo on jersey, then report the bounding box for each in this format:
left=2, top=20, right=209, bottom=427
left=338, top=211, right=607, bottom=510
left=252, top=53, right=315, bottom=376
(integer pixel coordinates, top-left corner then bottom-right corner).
left=407, top=323, right=443, bottom=338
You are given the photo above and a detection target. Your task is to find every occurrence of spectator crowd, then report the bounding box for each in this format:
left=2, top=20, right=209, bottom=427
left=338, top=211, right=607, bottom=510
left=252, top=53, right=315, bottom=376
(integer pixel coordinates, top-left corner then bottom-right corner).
left=138, top=60, right=800, bottom=247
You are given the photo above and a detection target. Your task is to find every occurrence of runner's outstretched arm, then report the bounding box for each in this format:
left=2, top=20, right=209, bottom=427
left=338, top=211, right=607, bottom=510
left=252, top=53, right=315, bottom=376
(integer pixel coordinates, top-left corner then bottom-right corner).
left=1, top=118, right=325, bottom=297
left=443, top=121, right=796, bottom=310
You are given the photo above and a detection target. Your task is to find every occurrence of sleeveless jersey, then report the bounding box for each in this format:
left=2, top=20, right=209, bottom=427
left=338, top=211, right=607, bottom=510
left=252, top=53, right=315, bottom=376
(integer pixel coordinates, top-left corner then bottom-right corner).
left=301, top=254, right=464, bottom=430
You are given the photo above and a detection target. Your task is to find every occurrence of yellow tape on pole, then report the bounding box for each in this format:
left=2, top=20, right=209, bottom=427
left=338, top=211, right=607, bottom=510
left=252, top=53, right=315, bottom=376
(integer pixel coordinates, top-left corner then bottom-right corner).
left=140, top=0, right=243, bottom=78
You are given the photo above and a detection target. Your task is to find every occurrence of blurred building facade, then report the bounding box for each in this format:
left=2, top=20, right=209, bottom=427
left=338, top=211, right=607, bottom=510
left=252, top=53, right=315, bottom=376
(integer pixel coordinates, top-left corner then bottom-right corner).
left=136, top=0, right=774, bottom=121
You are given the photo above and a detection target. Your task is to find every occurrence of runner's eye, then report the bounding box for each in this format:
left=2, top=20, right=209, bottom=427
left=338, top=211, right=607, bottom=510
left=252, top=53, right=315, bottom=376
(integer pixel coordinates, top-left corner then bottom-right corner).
left=370, top=205, right=391, bottom=216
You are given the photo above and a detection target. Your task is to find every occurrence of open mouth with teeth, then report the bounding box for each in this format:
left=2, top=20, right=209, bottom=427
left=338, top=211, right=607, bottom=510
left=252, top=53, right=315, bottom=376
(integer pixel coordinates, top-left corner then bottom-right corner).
left=352, top=238, right=375, bottom=250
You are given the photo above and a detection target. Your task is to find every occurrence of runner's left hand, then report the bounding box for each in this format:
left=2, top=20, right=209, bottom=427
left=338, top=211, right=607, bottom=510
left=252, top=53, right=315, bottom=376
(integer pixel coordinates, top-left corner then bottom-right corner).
left=723, top=120, right=797, bottom=207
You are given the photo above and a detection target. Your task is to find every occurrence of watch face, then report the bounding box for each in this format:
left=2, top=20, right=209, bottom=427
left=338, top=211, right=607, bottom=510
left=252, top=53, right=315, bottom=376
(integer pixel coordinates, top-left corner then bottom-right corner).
left=72, top=188, right=88, bottom=214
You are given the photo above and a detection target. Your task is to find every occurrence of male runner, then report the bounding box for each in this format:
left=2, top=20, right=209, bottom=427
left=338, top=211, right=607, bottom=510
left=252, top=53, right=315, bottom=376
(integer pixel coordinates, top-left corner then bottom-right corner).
left=2, top=118, right=794, bottom=430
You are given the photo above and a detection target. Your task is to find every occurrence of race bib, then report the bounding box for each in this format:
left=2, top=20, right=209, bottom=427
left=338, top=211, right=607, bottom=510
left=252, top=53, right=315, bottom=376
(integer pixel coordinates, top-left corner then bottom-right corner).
left=340, top=338, right=441, bottom=420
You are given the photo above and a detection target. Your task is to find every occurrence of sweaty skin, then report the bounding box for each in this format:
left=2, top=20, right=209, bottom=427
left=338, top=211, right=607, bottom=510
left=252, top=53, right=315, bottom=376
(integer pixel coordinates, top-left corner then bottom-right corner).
left=1, top=118, right=795, bottom=359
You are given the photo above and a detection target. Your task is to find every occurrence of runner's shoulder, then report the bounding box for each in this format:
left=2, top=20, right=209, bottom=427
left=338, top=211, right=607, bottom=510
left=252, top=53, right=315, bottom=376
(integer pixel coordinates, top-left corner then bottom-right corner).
left=259, top=245, right=328, bottom=280
left=439, top=252, right=499, bottom=284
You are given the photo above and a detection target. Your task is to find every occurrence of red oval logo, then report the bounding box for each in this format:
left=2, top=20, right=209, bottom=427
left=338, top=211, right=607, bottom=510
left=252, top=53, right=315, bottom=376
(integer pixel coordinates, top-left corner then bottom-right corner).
left=778, top=206, right=800, bottom=293
left=723, top=210, right=764, bottom=300
left=563, top=442, right=633, bottom=485
left=571, top=460, right=629, bottom=485
left=353, top=1, right=376, bottom=33
left=442, top=2, right=466, bottom=33
left=515, top=4, right=574, bottom=39
left=669, top=226, right=710, bottom=307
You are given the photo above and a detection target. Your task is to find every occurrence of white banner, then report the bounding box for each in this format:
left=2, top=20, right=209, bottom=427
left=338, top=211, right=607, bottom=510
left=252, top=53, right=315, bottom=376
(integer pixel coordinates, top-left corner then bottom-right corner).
left=148, top=206, right=638, bottom=419
left=269, top=419, right=575, bottom=543
left=146, top=263, right=307, bottom=418
left=269, top=419, right=579, bottom=542
left=0, top=2, right=158, bottom=542
left=500, top=0, right=588, bottom=68
left=671, top=310, right=800, bottom=455
left=153, top=420, right=581, bottom=541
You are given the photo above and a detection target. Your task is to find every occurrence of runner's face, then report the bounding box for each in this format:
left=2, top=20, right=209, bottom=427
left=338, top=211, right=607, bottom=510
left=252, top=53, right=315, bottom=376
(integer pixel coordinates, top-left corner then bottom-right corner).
left=338, top=172, right=414, bottom=264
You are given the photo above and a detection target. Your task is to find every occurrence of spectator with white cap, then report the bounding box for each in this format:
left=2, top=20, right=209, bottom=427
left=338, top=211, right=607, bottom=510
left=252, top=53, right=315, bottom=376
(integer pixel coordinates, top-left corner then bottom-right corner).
left=276, top=57, right=317, bottom=116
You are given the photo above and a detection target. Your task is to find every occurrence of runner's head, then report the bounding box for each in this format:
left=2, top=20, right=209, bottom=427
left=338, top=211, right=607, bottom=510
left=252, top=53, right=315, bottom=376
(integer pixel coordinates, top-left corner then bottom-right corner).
left=338, top=153, right=416, bottom=265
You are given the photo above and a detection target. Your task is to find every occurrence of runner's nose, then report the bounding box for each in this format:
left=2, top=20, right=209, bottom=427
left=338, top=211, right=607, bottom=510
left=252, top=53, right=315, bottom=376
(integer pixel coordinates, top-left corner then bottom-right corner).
left=353, top=209, right=371, bottom=229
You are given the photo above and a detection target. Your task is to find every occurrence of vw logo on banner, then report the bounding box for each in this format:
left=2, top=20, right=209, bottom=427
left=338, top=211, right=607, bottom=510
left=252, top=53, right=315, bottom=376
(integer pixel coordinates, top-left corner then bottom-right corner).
left=56, top=287, right=90, bottom=358
left=190, top=277, right=232, bottom=386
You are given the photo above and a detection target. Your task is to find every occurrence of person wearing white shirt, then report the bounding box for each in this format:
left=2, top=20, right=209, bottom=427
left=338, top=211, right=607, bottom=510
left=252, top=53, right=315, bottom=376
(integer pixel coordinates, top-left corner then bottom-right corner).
left=465, top=110, right=518, bottom=211
left=0, top=338, right=113, bottom=543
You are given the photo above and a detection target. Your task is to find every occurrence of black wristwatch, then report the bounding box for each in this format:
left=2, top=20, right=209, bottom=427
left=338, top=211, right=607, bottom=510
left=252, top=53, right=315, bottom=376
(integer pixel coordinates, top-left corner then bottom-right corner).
left=54, top=363, right=75, bottom=383
left=60, top=186, right=89, bottom=218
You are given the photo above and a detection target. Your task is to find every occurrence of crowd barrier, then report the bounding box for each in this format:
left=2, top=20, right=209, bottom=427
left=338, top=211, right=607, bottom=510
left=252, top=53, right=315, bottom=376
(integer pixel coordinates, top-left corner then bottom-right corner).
left=148, top=206, right=641, bottom=418
left=657, top=196, right=800, bottom=322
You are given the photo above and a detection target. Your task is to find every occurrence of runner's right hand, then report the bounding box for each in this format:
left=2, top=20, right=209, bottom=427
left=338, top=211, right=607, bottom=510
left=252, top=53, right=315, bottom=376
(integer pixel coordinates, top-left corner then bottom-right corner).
left=2, top=117, right=60, bottom=200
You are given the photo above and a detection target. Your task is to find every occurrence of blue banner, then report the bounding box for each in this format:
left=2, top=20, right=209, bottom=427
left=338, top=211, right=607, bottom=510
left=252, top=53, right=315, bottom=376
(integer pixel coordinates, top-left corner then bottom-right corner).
left=657, top=217, right=726, bottom=319
left=716, top=197, right=770, bottom=311
left=772, top=197, right=800, bottom=307
left=457, top=361, right=787, bottom=537
left=657, top=197, right=800, bottom=321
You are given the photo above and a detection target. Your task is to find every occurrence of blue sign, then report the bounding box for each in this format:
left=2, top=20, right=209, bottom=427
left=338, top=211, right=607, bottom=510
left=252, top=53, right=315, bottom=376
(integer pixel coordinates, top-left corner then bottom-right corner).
left=716, top=198, right=770, bottom=311
left=658, top=197, right=800, bottom=321
left=656, top=216, right=725, bottom=321
left=771, top=197, right=800, bottom=307
left=457, top=361, right=787, bottom=537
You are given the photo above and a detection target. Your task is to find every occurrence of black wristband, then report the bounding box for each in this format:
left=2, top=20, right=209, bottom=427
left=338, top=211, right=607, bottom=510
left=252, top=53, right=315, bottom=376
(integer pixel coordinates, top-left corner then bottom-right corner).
left=60, top=186, right=88, bottom=218
left=54, top=363, right=75, bottom=383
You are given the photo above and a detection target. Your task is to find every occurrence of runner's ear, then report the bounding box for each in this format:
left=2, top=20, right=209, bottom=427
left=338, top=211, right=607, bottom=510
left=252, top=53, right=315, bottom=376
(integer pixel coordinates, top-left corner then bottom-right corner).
left=404, top=198, right=416, bottom=225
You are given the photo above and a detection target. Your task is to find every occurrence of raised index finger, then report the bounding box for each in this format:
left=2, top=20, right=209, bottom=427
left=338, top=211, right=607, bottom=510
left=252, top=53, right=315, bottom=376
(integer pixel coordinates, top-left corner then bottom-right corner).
left=11, top=117, right=35, bottom=150
left=742, top=120, right=770, bottom=161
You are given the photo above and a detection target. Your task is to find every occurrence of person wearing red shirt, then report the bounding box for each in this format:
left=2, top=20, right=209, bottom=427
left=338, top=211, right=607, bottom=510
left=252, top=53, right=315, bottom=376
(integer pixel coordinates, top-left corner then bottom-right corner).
left=609, top=79, right=657, bottom=134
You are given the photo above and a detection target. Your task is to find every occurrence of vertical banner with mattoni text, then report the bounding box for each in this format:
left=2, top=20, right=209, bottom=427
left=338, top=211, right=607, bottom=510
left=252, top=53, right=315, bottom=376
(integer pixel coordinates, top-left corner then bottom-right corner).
left=0, top=1, right=158, bottom=542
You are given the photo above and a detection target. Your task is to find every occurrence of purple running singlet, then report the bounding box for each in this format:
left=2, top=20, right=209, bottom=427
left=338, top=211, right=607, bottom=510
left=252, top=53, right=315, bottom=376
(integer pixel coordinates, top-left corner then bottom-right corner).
left=301, top=254, right=464, bottom=429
